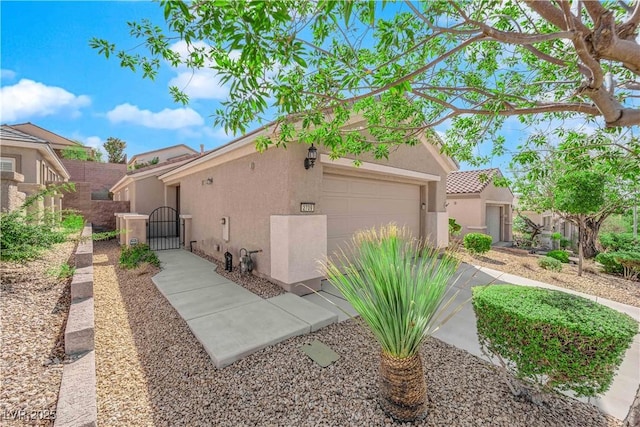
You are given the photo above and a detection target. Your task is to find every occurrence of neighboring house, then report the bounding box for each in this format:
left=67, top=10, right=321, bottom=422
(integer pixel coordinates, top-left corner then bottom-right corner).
left=513, top=196, right=578, bottom=247
left=114, top=118, right=457, bottom=295
left=446, top=168, right=513, bottom=244
left=9, top=122, right=93, bottom=158
left=127, top=144, right=199, bottom=169
left=111, top=154, right=202, bottom=214
left=0, top=125, right=70, bottom=212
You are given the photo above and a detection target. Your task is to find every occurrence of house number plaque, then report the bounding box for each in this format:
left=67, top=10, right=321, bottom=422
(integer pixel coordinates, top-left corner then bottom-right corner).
left=300, top=202, right=315, bottom=213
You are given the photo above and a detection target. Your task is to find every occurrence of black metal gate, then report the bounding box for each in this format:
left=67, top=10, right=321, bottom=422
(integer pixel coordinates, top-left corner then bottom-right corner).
left=147, top=206, right=180, bottom=250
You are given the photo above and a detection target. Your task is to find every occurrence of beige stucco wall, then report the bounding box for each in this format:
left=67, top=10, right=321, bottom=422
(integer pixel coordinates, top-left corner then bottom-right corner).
left=172, top=139, right=450, bottom=281
left=447, top=182, right=513, bottom=242
left=132, top=176, right=167, bottom=215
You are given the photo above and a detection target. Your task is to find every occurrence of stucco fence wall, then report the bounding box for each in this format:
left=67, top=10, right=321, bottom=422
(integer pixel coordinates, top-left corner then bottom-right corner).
left=62, top=183, right=130, bottom=230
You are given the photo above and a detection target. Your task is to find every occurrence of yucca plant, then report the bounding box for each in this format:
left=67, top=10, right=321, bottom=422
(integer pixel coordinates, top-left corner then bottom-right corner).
left=322, top=224, right=460, bottom=421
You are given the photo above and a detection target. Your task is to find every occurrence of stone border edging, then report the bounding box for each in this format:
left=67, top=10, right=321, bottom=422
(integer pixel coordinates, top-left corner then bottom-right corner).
left=55, top=224, right=97, bottom=427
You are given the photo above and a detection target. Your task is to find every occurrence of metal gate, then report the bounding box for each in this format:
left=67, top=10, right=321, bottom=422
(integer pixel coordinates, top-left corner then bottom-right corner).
left=147, top=206, right=180, bottom=250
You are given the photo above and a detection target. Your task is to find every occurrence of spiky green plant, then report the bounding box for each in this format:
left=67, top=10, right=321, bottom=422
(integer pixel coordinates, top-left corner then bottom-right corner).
left=321, top=224, right=460, bottom=421
left=323, top=224, right=460, bottom=357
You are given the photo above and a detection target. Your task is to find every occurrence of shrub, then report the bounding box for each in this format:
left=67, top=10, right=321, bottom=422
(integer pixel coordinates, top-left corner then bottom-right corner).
left=119, top=244, right=160, bottom=269
left=463, top=233, right=492, bottom=255
left=560, top=237, right=570, bottom=249
left=472, top=285, right=638, bottom=397
left=546, top=250, right=569, bottom=263
left=448, top=218, right=462, bottom=237
left=551, top=232, right=562, bottom=241
left=599, top=232, right=640, bottom=252
left=595, top=251, right=640, bottom=280
left=538, top=256, right=562, bottom=271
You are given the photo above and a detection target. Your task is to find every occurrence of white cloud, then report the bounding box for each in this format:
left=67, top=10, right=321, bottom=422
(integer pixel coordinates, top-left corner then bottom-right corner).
left=0, top=79, right=90, bottom=122
left=167, top=41, right=242, bottom=100
left=106, top=103, right=204, bottom=129
left=1, top=69, right=16, bottom=81
left=169, top=70, right=229, bottom=100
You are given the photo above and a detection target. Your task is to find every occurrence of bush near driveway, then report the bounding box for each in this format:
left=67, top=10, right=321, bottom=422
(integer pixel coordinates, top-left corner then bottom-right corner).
left=119, top=244, right=160, bottom=269
left=464, top=233, right=492, bottom=255
left=546, top=250, right=569, bottom=263
left=599, top=233, right=640, bottom=252
left=538, top=256, right=563, bottom=272
left=472, top=285, right=638, bottom=398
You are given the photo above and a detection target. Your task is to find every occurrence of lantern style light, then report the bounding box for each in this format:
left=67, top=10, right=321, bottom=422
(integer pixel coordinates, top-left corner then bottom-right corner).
left=304, top=144, right=318, bottom=169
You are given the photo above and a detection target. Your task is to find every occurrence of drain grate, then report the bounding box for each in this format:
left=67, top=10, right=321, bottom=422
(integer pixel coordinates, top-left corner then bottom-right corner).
left=301, top=340, right=340, bottom=367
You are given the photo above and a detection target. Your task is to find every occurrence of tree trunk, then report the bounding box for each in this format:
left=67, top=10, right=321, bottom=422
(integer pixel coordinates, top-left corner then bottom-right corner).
left=379, top=351, right=427, bottom=421
left=578, top=216, right=584, bottom=276
left=623, top=384, right=640, bottom=427
left=583, top=216, right=603, bottom=258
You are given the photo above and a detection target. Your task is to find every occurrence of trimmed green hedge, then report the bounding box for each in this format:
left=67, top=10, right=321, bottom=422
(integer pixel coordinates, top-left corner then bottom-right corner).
left=546, top=250, right=569, bottom=263
left=464, top=233, right=492, bottom=255
left=472, top=285, right=638, bottom=397
left=538, top=256, right=562, bottom=271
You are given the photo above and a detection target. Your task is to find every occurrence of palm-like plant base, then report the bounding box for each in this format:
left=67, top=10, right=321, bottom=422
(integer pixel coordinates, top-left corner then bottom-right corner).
left=379, top=351, right=427, bottom=421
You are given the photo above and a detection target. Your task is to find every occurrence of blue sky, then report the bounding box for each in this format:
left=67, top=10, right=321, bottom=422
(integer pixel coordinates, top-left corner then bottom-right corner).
left=0, top=1, right=619, bottom=173
left=1, top=1, right=235, bottom=159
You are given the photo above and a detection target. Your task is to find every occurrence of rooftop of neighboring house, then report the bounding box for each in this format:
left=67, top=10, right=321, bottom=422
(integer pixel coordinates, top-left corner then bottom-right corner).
left=127, top=144, right=199, bottom=167
left=8, top=122, right=86, bottom=149
left=126, top=152, right=204, bottom=175
left=1, top=124, right=49, bottom=144
left=446, top=168, right=502, bottom=194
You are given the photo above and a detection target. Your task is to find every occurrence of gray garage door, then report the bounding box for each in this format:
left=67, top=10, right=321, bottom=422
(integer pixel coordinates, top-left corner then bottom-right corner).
left=486, top=205, right=501, bottom=244
left=322, top=174, right=421, bottom=256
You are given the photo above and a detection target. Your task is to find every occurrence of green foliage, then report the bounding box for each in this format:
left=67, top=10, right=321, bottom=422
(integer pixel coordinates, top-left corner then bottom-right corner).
left=61, top=146, right=89, bottom=161
left=463, top=233, right=492, bottom=255
left=0, top=184, right=80, bottom=261
left=48, top=262, right=76, bottom=279
left=600, top=214, right=633, bottom=234
left=322, top=224, right=459, bottom=358
left=103, top=137, right=126, bottom=163
left=472, top=285, right=638, bottom=397
left=133, top=156, right=160, bottom=169
left=119, top=244, right=160, bottom=269
left=599, top=233, right=640, bottom=252
left=448, top=218, right=461, bottom=237
left=92, top=2, right=640, bottom=167
left=595, top=251, right=640, bottom=280
left=546, top=250, right=569, bottom=263
left=512, top=215, right=529, bottom=235
left=538, top=256, right=563, bottom=272
left=555, top=171, right=605, bottom=215
left=560, top=238, right=571, bottom=249
left=551, top=232, right=562, bottom=241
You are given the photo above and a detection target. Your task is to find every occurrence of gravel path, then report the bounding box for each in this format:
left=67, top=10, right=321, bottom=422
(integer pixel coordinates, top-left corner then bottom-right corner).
left=93, top=240, right=621, bottom=426
left=458, top=247, right=640, bottom=308
left=0, top=240, right=76, bottom=426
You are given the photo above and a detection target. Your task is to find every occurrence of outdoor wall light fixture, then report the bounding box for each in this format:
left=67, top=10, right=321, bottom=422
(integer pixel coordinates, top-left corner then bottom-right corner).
left=304, top=144, right=318, bottom=170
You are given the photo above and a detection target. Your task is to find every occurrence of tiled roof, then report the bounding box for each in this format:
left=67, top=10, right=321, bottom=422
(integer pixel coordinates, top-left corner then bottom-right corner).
left=446, top=168, right=501, bottom=194
left=0, top=125, right=48, bottom=144
left=9, top=122, right=83, bottom=147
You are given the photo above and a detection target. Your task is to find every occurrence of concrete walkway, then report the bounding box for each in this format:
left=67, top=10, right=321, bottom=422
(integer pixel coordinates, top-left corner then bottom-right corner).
left=305, top=263, right=640, bottom=421
left=152, top=250, right=337, bottom=368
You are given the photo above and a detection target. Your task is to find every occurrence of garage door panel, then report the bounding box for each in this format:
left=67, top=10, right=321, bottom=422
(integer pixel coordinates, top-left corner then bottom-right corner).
left=323, top=174, right=420, bottom=256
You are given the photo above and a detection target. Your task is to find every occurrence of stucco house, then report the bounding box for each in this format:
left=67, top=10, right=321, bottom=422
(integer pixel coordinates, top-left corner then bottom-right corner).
left=0, top=125, right=70, bottom=212
left=9, top=122, right=93, bottom=158
left=127, top=144, right=199, bottom=169
left=446, top=168, right=513, bottom=244
left=513, top=196, right=578, bottom=248
left=113, top=119, right=457, bottom=294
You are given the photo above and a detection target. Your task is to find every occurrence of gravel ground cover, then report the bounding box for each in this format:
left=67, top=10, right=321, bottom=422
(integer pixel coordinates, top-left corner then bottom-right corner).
left=93, top=240, right=623, bottom=426
left=0, top=240, right=76, bottom=426
left=457, top=247, right=640, bottom=308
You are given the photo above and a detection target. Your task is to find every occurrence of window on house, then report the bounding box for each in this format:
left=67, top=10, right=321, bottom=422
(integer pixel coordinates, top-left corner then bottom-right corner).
left=0, top=157, right=15, bottom=172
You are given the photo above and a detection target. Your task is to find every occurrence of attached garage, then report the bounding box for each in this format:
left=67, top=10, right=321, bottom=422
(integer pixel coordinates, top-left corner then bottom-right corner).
left=322, top=174, right=421, bottom=255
